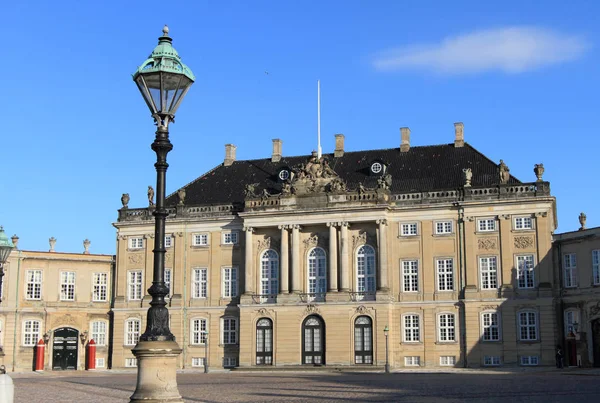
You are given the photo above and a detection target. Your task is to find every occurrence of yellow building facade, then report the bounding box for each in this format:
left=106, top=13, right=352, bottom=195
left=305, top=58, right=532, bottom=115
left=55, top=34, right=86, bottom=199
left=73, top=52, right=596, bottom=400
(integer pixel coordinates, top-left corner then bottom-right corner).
left=112, top=126, right=560, bottom=370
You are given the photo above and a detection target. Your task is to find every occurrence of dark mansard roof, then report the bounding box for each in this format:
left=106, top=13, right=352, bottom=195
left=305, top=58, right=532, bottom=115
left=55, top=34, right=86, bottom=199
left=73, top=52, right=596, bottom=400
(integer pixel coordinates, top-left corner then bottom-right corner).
left=165, top=143, right=519, bottom=206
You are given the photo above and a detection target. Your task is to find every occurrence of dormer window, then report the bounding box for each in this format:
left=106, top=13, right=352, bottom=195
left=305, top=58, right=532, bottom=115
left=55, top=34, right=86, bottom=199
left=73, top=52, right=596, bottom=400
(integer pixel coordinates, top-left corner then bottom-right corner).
left=278, top=169, right=290, bottom=181
left=370, top=162, right=383, bottom=174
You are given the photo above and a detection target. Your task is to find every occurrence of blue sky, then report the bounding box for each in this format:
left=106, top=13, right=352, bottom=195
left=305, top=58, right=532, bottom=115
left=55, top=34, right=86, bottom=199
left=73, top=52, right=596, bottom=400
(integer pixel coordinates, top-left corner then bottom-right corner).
left=2, top=0, right=598, bottom=254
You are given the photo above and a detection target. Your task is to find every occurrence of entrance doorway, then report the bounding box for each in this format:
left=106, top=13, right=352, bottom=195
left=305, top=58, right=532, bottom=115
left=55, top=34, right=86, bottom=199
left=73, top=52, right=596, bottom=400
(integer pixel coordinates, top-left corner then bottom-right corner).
left=592, top=319, right=600, bottom=367
left=302, top=315, right=325, bottom=365
left=256, top=318, right=273, bottom=365
left=53, top=327, right=78, bottom=370
left=354, top=316, right=373, bottom=364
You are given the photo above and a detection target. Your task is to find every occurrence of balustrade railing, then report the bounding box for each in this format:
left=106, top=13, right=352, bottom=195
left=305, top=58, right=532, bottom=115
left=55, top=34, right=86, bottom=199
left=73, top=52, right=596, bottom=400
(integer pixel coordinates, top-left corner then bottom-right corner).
left=251, top=294, right=278, bottom=304
left=349, top=291, right=376, bottom=302
left=298, top=293, right=326, bottom=303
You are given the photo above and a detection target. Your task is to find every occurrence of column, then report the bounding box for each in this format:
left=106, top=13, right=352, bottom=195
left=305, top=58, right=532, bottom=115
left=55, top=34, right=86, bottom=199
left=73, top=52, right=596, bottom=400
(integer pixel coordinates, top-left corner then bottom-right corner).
left=377, top=219, right=389, bottom=291
left=279, top=225, right=289, bottom=294
left=340, top=222, right=350, bottom=292
left=327, top=222, right=338, bottom=292
left=244, top=226, right=254, bottom=294
left=291, top=225, right=301, bottom=293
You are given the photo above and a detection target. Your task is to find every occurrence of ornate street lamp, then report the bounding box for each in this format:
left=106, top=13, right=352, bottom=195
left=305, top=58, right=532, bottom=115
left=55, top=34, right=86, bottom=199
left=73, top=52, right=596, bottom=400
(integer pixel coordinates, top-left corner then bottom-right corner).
left=130, top=26, right=194, bottom=403
left=383, top=325, right=390, bottom=373
left=0, top=226, right=15, bottom=303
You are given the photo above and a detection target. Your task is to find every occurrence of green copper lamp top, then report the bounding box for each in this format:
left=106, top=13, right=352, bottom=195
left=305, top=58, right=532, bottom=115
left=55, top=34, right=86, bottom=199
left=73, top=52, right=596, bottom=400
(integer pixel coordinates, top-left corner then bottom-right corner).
left=0, top=227, right=14, bottom=249
left=0, top=226, right=15, bottom=264
left=133, top=25, right=195, bottom=82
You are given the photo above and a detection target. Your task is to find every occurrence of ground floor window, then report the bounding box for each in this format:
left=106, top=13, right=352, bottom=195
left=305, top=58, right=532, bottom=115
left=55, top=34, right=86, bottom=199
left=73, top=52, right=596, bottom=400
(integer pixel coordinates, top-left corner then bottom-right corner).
left=256, top=318, right=273, bottom=365
left=303, top=315, right=325, bottom=365
left=354, top=316, right=373, bottom=364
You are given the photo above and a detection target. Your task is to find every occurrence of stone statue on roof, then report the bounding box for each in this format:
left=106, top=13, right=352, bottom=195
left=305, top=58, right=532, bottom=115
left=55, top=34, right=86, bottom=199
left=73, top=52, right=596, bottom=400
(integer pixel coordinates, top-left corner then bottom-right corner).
left=147, top=186, right=155, bottom=206
left=498, top=160, right=510, bottom=184
left=377, top=174, right=392, bottom=190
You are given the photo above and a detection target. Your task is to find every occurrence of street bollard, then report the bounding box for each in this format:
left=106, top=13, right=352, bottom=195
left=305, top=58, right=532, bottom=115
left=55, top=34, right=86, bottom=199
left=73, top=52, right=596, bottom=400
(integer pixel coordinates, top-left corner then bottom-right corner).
left=0, top=365, right=14, bottom=403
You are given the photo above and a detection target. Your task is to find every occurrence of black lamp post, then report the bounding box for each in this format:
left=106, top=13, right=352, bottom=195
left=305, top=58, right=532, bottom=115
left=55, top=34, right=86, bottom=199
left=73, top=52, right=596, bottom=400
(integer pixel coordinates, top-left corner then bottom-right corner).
left=0, top=226, right=15, bottom=303
left=383, top=325, right=390, bottom=373
left=130, top=26, right=194, bottom=403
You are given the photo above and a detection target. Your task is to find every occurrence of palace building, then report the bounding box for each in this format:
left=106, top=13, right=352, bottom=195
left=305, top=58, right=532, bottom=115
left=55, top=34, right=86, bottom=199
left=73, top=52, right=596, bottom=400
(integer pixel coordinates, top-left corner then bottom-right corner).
left=112, top=123, right=561, bottom=370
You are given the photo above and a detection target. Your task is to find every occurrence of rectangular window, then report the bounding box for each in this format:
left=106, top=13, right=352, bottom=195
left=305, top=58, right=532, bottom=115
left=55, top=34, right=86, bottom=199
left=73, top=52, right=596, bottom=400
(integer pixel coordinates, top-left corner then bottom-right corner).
left=402, top=260, right=419, bottom=292
left=484, top=356, right=501, bottom=366
left=164, top=235, right=172, bottom=248
left=403, top=314, right=420, bottom=342
left=520, top=355, right=539, bottom=366
left=192, top=233, right=208, bottom=246
left=518, top=311, right=538, bottom=341
left=435, top=221, right=453, bottom=235
left=563, top=253, right=577, bottom=288
left=593, top=250, right=600, bottom=285
left=125, top=319, right=141, bottom=346
left=565, top=310, right=579, bottom=336
left=125, top=358, right=138, bottom=367
left=92, top=273, right=108, bottom=302
left=95, top=358, right=106, bottom=368
left=440, top=356, right=456, bottom=366
left=223, top=318, right=237, bottom=344
left=477, top=218, right=496, bottom=232
left=517, top=255, right=535, bottom=289
left=91, top=321, right=107, bottom=346
left=482, top=312, right=500, bottom=341
left=191, top=318, right=207, bottom=345
left=129, top=237, right=144, bottom=249
left=223, top=357, right=237, bottom=367
left=222, top=232, right=239, bottom=245
left=438, top=314, right=456, bottom=342
left=60, top=272, right=76, bottom=301
left=514, top=217, right=533, bottom=230
left=26, top=270, right=42, bottom=300
left=128, top=271, right=143, bottom=300
left=192, top=268, right=207, bottom=299
left=192, top=357, right=205, bottom=367
left=23, top=320, right=40, bottom=346
left=404, top=356, right=420, bottom=366
left=479, top=257, right=498, bottom=289
left=436, top=259, right=454, bottom=291
left=222, top=267, right=238, bottom=298
left=400, top=223, right=418, bottom=236
left=165, top=268, right=172, bottom=297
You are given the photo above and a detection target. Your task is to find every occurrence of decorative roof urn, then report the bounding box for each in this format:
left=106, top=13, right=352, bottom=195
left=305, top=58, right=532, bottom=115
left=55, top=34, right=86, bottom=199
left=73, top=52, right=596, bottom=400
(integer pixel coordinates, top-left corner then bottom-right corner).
left=534, top=163, right=544, bottom=182
left=83, top=239, right=91, bottom=254
left=579, top=212, right=587, bottom=231
left=121, top=193, right=130, bottom=209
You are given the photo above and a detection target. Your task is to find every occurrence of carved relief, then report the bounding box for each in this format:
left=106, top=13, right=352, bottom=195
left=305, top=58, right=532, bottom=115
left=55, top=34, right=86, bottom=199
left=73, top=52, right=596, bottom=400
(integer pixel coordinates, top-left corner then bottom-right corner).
left=51, top=314, right=78, bottom=328
left=356, top=305, right=369, bottom=315
left=257, top=308, right=269, bottom=317
left=478, top=237, right=498, bottom=250
left=589, top=300, right=600, bottom=318
left=128, top=254, right=144, bottom=264
left=352, top=231, right=374, bottom=249
left=257, top=237, right=272, bottom=250
left=303, top=234, right=319, bottom=248
left=165, top=253, right=173, bottom=264
left=514, top=236, right=534, bottom=249
left=481, top=305, right=499, bottom=311
left=304, top=304, right=320, bottom=316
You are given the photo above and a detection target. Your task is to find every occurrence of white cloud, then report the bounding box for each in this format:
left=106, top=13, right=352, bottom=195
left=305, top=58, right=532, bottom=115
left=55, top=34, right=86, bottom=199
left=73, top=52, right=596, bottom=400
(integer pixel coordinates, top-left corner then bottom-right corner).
left=373, top=27, right=589, bottom=74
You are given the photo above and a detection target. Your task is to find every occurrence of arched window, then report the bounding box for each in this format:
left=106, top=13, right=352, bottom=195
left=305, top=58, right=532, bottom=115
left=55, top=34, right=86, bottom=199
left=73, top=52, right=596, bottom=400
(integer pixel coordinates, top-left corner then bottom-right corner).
left=356, top=245, right=376, bottom=300
left=302, top=315, right=325, bottom=365
left=354, top=316, right=373, bottom=364
left=307, top=248, right=327, bottom=302
left=261, top=249, right=279, bottom=302
left=256, top=318, right=273, bottom=365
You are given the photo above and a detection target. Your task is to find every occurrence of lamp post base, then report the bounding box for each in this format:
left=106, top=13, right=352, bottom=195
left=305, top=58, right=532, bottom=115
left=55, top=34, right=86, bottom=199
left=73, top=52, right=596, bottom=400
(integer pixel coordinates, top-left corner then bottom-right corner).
left=130, top=340, right=183, bottom=403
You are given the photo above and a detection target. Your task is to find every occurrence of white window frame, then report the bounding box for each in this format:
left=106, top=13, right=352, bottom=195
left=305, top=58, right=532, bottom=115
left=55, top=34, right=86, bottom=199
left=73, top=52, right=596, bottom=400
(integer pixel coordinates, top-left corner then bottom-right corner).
left=164, top=268, right=172, bottom=297
left=436, top=258, right=454, bottom=291
left=520, top=355, right=539, bottom=366
left=22, top=320, right=41, bottom=346
left=593, top=250, right=600, bottom=285
left=192, top=268, right=207, bottom=299
left=95, top=357, right=106, bottom=368
left=400, top=222, right=418, bottom=237
left=404, top=356, right=420, bottom=366
left=564, top=309, right=580, bottom=336
left=483, top=356, right=501, bottom=366
left=222, top=267, right=238, bottom=298
left=222, top=317, right=238, bottom=345
left=437, top=313, right=456, bottom=342
left=125, top=357, right=138, bottom=367
left=222, top=231, right=239, bottom=245
left=402, top=260, right=419, bottom=292
left=403, top=314, right=421, bottom=343
left=164, top=235, right=173, bottom=248
left=191, top=318, right=208, bottom=345
left=128, top=270, right=143, bottom=301
left=563, top=253, right=577, bottom=288
left=25, top=270, right=42, bottom=300
left=125, top=318, right=141, bottom=346
left=440, top=356, right=456, bottom=366
left=307, top=248, right=327, bottom=300
left=477, top=218, right=496, bottom=232
left=191, top=357, right=206, bottom=367
left=91, top=320, right=107, bottom=346
left=60, top=271, right=76, bottom=301
left=92, top=272, right=108, bottom=302
left=434, top=221, right=453, bottom=235
left=479, top=256, right=498, bottom=289
left=518, top=311, right=538, bottom=341
left=129, top=237, right=144, bottom=249
left=481, top=311, right=501, bottom=341
left=192, top=233, right=209, bottom=246
left=514, top=216, right=533, bottom=230
left=223, top=357, right=237, bottom=367
left=516, top=254, right=535, bottom=289
left=356, top=245, right=376, bottom=296
left=261, top=249, right=280, bottom=299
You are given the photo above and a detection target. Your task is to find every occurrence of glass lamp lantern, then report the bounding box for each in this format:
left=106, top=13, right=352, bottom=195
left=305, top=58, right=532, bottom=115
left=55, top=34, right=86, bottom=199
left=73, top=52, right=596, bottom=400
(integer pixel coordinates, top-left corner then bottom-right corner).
left=0, top=227, right=14, bottom=265
left=133, top=26, right=195, bottom=127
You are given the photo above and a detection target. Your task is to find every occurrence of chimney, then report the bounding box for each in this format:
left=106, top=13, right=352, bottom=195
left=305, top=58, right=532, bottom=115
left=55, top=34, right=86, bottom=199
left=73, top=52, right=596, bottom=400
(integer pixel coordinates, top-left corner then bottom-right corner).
left=11, top=235, right=19, bottom=250
left=454, top=122, right=464, bottom=147
left=271, top=139, right=282, bottom=162
left=334, top=134, right=345, bottom=157
left=400, top=127, right=410, bottom=152
left=224, top=144, right=237, bottom=166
